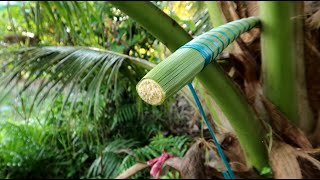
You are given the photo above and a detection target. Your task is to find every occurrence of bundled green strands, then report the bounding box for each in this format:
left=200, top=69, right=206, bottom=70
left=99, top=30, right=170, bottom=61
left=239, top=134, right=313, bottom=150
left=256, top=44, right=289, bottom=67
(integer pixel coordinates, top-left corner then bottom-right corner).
left=137, top=17, right=260, bottom=105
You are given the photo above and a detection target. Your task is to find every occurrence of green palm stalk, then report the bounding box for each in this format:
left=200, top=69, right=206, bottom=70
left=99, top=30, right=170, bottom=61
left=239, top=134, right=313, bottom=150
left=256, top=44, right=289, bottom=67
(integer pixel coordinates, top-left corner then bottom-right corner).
left=110, top=1, right=269, bottom=171
left=261, top=2, right=314, bottom=133
left=136, top=17, right=259, bottom=105
left=205, top=1, right=225, bottom=27
left=260, top=2, right=302, bottom=125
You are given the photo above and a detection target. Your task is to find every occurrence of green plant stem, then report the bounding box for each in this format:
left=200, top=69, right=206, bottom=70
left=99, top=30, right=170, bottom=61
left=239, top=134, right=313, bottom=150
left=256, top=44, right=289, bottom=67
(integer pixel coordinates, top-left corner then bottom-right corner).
left=195, top=81, right=222, bottom=126
left=110, top=1, right=192, bottom=51
left=205, top=1, right=233, bottom=52
left=201, top=1, right=229, bottom=130
left=260, top=2, right=299, bottom=125
left=198, top=62, right=268, bottom=169
left=205, top=1, right=224, bottom=28
left=110, top=1, right=269, bottom=171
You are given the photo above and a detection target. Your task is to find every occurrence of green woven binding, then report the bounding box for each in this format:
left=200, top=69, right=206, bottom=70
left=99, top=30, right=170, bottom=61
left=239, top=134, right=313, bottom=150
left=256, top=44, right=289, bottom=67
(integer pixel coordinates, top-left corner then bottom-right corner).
left=137, top=17, right=260, bottom=105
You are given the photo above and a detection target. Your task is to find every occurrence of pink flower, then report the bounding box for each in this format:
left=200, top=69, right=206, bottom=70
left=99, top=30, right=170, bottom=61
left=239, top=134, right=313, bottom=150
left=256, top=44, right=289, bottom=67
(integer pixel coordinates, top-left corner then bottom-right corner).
left=147, top=152, right=175, bottom=178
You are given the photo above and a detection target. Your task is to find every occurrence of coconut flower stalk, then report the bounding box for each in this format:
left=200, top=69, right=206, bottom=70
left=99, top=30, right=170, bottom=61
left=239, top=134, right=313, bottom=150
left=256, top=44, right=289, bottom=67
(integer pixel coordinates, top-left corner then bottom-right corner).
left=111, top=0, right=269, bottom=172
left=136, top=17, right=260, bottom=105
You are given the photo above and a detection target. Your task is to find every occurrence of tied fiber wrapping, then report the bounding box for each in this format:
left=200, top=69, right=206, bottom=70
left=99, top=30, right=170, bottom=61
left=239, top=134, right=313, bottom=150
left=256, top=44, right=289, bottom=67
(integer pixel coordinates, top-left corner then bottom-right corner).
left=180, top=16, right=260, bottom=66
left=137, top=17, right=260, bottom=105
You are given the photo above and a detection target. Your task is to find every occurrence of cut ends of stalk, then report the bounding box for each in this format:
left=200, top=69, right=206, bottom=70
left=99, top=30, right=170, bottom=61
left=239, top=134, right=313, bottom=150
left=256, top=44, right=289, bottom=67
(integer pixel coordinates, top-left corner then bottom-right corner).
left=136, top=17, right=260, bottom=106
left=136, top=79, right=165, bottom=105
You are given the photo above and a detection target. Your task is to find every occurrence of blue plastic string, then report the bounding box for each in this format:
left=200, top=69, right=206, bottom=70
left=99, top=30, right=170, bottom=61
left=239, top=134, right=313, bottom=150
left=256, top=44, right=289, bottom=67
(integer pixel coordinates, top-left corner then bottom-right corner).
left=233, top=20, right=249, bottom=31
left=196, top=41, right=215, bottom=59
left=180, top=21, right=249, bottom=68
left=223, top=171, right=231, bottom=179
left=199, top=37, right=219, bottom=56
left=181, top=44, right=211, bottom=67
left=221, top=26, right=237, bottom=41
left=206, top=33, right=226, bottom=50
left=209, top=30, right=231, bottom=45
left=187, top=83, right=235, bottom=179
left=229, top=24, right=242, bottom=34
left=232, top=21, right=247, bottom=32
left=177, top=18, right=259, bottom=179
left=242, top=18, right=252, bottom=29
left=211, top=41, right=221, bottom=59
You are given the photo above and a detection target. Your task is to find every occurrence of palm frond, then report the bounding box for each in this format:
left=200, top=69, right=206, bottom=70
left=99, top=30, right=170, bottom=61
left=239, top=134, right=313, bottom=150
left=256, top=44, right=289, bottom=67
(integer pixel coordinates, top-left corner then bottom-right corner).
left=0, top=46, right=155, bottom=120
left=111, top=103, right=137, bottom=130
left=86, top=139, right=137, bottom=178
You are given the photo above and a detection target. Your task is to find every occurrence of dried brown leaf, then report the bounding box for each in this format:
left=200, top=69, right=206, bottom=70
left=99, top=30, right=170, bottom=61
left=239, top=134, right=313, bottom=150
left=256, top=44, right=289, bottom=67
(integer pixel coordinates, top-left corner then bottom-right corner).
left=115, top=163, right=149, bottom=179
left=307, top=10, right=320, bottom=29
left=261, top=95, right=313, bottom=149
left=270, top=142, right=302, bottom=178
left=166, top=141, right=206, bottom=179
